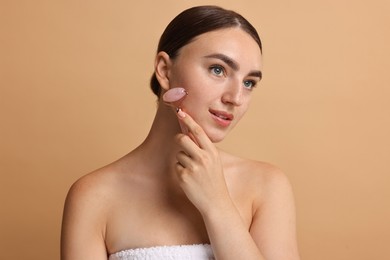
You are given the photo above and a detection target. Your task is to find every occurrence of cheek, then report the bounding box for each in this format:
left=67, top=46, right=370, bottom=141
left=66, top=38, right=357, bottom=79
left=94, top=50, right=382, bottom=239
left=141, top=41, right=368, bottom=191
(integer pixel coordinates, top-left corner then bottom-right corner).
left=180, top=93, right=207, bottom=113
left=178, top=80, right=215, bottom=108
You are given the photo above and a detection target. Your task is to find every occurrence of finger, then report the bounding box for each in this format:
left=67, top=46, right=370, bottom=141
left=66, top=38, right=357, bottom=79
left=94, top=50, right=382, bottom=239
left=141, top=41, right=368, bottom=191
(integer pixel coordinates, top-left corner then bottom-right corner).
left=175, top=160, right=184, bottom=170
left=176, top=109, right=213, bottom=150
left=175, top=161, right=191, bottom=184
left=174, top=161, right=185, bottom=177
left=175, top=133, right=202, bottom=160
left=177, top=117, right=189, bottom=136
left=176, top=151, right=193, bottom=169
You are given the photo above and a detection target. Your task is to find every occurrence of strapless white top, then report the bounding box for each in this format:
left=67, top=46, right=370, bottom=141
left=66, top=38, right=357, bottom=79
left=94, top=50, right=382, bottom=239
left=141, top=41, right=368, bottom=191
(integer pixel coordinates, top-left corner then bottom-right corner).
left=109, top=244, right=214, bottom=260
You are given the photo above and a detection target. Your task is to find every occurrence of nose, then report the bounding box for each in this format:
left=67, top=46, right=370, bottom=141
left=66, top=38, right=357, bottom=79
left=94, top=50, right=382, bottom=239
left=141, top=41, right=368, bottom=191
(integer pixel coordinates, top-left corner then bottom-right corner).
left=221, top=80, right=244, bottom=106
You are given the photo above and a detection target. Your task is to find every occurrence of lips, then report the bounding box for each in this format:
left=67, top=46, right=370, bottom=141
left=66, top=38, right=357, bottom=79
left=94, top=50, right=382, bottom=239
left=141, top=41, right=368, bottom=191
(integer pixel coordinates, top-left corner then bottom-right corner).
left=209, top=109, right=234, bottom=127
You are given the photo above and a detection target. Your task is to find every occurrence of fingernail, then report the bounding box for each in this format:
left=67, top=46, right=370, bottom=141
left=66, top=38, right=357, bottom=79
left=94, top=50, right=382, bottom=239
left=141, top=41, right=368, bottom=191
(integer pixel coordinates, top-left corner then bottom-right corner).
left=177, top=108, right=186, bottom=118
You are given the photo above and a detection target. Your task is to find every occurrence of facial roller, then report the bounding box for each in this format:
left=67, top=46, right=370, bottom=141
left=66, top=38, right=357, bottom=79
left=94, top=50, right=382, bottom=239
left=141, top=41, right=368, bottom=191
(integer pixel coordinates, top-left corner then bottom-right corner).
left=162, top=87, right=188, bottom=103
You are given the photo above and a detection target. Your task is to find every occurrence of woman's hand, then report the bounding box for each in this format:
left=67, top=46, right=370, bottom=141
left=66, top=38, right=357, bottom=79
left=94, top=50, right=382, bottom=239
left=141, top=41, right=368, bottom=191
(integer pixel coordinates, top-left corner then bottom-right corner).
left=174, top=110, right=231, bottom=215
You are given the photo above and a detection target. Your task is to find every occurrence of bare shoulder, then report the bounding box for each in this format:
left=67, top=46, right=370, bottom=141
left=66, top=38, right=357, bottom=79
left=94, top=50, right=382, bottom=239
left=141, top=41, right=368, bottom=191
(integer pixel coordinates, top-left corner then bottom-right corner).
left=61, top=163, right=121, bottom=259
left=219, top=150, right=300, bottom=259
left=220, top=149, right=291, bottom=188
left=64, top=164, right=117, bottom=213
left=246, top=159, right=293, bottom=198
left=62, top=164, right=119, bottom=238
left=219, top=150, right=294, bottom=208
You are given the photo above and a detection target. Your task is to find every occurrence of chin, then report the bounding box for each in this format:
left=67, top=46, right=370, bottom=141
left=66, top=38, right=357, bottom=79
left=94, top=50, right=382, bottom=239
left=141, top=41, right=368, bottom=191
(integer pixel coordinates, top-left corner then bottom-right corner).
left=209, top=136, right=224, bottom=143
left=205, top=129, right=229, bottom=143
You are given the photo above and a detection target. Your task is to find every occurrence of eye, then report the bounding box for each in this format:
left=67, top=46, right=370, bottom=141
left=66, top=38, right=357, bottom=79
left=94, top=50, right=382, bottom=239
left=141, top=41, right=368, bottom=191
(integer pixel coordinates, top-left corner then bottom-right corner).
left=209, top=65, right=225, bottom=77
left=243, top=80, right=257, bottom=90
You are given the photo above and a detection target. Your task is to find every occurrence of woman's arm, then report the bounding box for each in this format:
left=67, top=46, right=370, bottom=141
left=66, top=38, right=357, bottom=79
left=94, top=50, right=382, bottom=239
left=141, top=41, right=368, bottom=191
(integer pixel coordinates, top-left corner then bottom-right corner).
left=61, top=175, right=108, bottom=260
left=174, top=110, right=299, bottom=260
left=204, top=167, right=300, bottom=260
left=250, top=167, right=300, bottom=259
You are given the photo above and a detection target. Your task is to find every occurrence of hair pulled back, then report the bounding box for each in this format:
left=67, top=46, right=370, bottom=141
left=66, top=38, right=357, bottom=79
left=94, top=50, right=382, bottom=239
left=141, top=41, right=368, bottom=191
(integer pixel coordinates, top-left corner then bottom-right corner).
left=150, top=5, right=262, bottom=98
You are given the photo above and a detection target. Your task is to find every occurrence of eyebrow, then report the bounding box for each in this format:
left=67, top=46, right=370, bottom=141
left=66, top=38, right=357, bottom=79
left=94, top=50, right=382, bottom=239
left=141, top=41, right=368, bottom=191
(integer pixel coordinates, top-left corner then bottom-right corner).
left=248, top=70, right=262, bottom=80
left=204, top=53, right=262, bottom=80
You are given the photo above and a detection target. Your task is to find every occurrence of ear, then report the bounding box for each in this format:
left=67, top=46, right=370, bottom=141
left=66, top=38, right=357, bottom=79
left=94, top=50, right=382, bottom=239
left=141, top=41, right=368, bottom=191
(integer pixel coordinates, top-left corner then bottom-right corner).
left=154, top=51, right=172, bottom=92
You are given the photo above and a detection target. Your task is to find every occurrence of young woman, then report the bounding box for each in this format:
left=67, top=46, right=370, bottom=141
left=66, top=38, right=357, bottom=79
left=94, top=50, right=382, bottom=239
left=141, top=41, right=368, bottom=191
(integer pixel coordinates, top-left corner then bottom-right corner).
left=61, top=5, right=300, bottom=260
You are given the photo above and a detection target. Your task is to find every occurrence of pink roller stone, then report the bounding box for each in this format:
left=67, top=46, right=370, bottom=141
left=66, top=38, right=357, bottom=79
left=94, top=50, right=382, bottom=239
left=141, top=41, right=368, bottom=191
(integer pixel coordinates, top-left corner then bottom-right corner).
left=162, top=87, right=187, bottom=103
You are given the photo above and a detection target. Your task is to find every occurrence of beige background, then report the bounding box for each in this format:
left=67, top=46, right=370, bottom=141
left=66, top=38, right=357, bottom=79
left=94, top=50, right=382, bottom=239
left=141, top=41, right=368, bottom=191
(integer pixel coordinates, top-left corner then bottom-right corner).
left=1, top=0, right=389, bottom=259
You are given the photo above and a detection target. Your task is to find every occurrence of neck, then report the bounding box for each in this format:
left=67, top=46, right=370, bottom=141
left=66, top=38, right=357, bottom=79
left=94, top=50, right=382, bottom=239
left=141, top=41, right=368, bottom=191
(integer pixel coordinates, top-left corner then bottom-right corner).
left=135, top=102, right=183, bottom=171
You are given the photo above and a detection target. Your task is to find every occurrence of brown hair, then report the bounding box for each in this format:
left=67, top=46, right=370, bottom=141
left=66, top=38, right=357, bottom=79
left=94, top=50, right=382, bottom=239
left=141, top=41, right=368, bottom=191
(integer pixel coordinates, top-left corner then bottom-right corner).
left=150, top=5, right=262, bottom=98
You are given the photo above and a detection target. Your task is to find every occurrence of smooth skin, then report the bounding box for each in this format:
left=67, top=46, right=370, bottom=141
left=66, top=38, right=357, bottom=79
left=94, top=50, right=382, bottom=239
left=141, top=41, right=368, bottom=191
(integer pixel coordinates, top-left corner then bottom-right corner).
left=61, top=28, right=300, bottom=260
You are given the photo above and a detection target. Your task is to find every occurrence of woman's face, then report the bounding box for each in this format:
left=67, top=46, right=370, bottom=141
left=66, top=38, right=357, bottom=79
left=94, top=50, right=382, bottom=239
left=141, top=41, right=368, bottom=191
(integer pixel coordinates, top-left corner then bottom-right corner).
left=168, top=28, right=263, bottom=142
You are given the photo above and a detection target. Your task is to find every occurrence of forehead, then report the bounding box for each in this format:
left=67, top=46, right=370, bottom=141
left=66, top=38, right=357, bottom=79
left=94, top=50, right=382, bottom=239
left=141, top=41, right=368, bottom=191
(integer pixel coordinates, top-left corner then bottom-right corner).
left=178, top=28, right=262, bottom=69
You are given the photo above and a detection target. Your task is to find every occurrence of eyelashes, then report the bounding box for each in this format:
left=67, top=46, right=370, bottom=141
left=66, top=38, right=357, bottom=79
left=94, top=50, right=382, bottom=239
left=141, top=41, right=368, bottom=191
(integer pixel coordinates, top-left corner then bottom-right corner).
left=208, top=64, right=258, bottom=90
left=243, top=80, right=257, bottom=90
left=209, top=65, right=225, bottom=77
